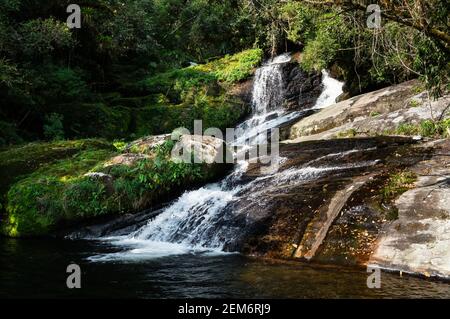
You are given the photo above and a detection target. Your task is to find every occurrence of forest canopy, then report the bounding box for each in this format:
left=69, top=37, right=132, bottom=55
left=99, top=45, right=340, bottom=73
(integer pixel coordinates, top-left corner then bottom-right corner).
left=0, top=0, right=448, bottom=146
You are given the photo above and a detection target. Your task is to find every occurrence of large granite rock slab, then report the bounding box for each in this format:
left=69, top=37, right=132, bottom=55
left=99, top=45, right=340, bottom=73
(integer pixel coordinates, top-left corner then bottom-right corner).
left=288, top=80, right=450, bottom=142
left=369, top=139, right=450, bottom=280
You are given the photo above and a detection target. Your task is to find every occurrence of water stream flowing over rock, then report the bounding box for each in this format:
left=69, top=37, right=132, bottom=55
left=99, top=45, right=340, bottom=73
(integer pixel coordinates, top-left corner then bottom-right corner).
left=86, top=54, right=347, bottom=261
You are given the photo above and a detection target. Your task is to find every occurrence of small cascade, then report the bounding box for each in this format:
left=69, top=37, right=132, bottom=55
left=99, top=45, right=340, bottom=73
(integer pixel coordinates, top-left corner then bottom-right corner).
left=311, top=70, right=344, bottom=109
left=251, top=53, right=291, bottom=116
left=234, top=53, right=291, bottom=145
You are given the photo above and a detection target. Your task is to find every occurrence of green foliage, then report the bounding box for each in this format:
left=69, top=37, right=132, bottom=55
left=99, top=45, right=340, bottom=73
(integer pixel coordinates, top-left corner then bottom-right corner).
left=0, top=58, right=22, bottom=87
left=414, top=37, right=450, bottom=99
left=64, top=179, right=109, bottom=219
left=113, top=140, right=128, bottom=152
left=0, top=1, right=261, bottom=143
left=280, top=2, right=317, bottom=45
left=0, top=121, right=23, bottom=147
left=140, top=49, right=262, bottom=95
left=396, top=123, right=418, bottom=136
left=2, top=138, right=225, bottom=237
left=381, top=171, right=417, bottom=204
left=134, top=96, right=245, bottom=136
left=33, top=66, right=91, bottom=105
left=276, top=1, right=449, bottom=96
left=59, top=103, right=132, bottom=139
left=43, top=113, right=64, bottom=141
left=395, top=119, right=450, bottom=138
left=409, top=99, right=420, bottom=107
left=18, top=18, right=75, bottom=58
left=337, top=128, right=358, bottom=138
left=99, top=0, right=158, bottom=58
left=108, top=140, right=206, bottom=200
left=300, top=13, right=352, bottom=72
left=140, top=68, right=217, bottom=101
left=373, top=169, right=417, bottom=221
left=200, top=49, right=264, bottom=83
left=132, top=49, right=259, bottom=136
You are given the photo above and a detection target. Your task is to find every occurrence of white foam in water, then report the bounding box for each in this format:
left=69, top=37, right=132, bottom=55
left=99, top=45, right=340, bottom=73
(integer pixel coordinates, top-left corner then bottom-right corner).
left=251, top=160, right=379, bottom=187
left=133, top=183, right=240, bottom=246
left=88, top=239, right=225, bottom=262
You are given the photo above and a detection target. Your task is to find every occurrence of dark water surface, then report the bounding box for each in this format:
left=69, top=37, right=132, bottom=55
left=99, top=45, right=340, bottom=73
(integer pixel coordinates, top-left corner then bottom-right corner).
left=1, top=238, right=449, bottom=299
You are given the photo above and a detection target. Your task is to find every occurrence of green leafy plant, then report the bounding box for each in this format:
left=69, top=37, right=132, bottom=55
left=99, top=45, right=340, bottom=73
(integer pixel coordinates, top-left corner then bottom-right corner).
left=43, top=113, right=65, bottom=141
left=395, top=119, right=450, bottom=138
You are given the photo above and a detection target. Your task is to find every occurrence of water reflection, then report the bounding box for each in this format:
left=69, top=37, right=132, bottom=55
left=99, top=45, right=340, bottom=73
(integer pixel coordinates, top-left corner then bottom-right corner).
left=1, top=239, right=449, bottom=299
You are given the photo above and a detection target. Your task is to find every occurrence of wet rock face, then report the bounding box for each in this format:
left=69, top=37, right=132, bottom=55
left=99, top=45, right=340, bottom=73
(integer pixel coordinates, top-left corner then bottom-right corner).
left=228, top=78, right=254, bottom=105
left=104, top=153, right=150, bottom=167
left=224, top=60, right=322, bottom=114
left=281, top=62, right=323, bottom=111
left=214, top=137, right=425, bottom=259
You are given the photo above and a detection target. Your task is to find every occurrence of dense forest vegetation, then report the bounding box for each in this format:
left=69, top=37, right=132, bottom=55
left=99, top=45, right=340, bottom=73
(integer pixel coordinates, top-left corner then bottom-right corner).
left=0, top=0, right=448, bottom=147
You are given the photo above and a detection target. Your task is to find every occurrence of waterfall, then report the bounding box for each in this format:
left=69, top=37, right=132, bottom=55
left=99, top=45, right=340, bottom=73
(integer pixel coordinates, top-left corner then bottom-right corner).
left=88, top=57, right=346, bottom=262
left=251, top=53, right=290, bottom=115
left=311, top=70, right=344, bottom=109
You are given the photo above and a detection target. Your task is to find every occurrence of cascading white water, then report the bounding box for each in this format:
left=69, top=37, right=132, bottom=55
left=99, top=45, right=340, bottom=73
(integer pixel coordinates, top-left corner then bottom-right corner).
left=311, top=70, right=344, bottom=109
left=251, top=53, right=290, bottom=116
left=89, top=56, right=347, bottom=262
left=234, top=53, right=291, bottom=145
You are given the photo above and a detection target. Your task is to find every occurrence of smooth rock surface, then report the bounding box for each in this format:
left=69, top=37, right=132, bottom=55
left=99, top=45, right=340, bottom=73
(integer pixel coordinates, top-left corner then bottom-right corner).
left=288, top=80, right=450, bottom=142
left=172, top=134, right=231, bottom=165
left=369, top=139, right=450, bottom=280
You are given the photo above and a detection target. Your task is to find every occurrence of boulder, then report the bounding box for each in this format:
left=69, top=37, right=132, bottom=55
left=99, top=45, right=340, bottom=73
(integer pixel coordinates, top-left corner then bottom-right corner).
left=288, top=80, right=450, bottom=142
left=103, top=153, right=150, bottom=167
left=124, top=134, right=171, bottom=154
left=172, top=134, right=232, bottom=166
left=368, top=139, right=450, bottom=280
left=281, top=62, right=323, bottom=111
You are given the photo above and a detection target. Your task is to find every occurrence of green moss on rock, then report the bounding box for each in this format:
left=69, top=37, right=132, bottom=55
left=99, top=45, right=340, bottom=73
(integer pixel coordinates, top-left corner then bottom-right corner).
left=0, top=139, right=114, bottom=198
left=2, top=139, right=229, bottom=237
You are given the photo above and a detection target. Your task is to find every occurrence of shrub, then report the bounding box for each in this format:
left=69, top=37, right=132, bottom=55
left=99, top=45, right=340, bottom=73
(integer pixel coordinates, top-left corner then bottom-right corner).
left=0, top=121, right=23, bottom=147
left=395, top=119, right=450, bottom=138
left=43, top=113, right=65, bottom=141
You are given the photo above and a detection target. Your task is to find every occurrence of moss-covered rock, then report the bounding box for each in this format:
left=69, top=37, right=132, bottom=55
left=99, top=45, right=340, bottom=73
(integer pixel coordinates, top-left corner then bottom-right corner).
left=3, top=148, right=116, bottom=237
left=138, top=48, right=263, bottom=95
left=0, top=139, right=114, bottom=199
left=127, top=49, right=262, bottom=136
left=1, top=136, right=231, bottom=237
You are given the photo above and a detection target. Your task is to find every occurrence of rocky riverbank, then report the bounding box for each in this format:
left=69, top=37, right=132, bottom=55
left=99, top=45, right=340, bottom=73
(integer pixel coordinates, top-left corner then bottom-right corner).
left=0, top=134, right=231, bottom=237
left=279, top=80, right=449, bottom=280
left=66, top=77, right=449, bottom=282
